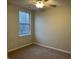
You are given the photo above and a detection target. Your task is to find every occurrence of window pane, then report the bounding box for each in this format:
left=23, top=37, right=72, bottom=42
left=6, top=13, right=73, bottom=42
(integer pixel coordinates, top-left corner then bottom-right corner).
left=19, top=23, right=30, bottom=35
left=19, top=11, right=30, bottom=36
left=19, top=11, right=30, bottom=23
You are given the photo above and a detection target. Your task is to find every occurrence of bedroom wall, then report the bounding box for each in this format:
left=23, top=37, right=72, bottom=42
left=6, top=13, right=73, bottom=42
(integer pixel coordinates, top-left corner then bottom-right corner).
left=35, top=4, right=71, bottom=52
left=7, top=4, right=34, bottom=50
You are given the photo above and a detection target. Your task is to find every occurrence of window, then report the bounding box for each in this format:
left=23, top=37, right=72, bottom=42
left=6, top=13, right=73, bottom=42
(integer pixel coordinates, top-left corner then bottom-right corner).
left=19, top=11, right=31, bottom=36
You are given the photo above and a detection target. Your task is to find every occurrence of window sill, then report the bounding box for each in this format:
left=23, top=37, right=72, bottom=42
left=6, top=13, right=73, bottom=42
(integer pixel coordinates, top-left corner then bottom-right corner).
left=19, top=33, right=31, bottom=37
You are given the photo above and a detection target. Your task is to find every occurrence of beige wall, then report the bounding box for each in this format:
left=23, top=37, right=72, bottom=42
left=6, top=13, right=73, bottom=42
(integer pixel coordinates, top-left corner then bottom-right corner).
left=8, top=2, right=71, bottom=52
left=35, top=5, right=71, bottom=51
left=7, top=4, right=34, bottom=50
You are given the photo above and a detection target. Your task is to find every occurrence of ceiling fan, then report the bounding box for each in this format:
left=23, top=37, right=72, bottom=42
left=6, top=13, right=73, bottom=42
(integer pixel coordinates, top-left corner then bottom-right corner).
left=30, top=0, right=58, bottom=8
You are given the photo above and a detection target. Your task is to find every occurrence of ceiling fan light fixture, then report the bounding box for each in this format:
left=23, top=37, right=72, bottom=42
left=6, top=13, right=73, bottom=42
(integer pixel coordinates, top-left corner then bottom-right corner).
left=35, top=1, right=44, bottom=8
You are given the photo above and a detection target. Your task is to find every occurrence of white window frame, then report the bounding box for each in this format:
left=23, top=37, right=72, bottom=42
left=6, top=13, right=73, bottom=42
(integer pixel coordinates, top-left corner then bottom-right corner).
left=18, top=10, right=31, bottom=36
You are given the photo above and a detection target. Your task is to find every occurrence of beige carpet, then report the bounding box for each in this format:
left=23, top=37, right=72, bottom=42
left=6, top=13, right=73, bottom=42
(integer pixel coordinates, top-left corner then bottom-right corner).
left=8, top=44, right=71, bottom=59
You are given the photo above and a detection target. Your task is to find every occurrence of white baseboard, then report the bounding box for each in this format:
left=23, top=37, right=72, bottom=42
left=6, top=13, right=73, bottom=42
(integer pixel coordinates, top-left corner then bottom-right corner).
left=8, top=42, right=71, bottom=54
left=8, top=43, right=33, bottom=52
left=34, top=42, right=71, bottom=54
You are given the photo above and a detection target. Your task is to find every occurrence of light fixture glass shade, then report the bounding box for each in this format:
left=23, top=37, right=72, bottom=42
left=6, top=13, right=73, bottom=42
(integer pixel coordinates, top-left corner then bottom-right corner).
left=35, top=1, right=44, bottom=8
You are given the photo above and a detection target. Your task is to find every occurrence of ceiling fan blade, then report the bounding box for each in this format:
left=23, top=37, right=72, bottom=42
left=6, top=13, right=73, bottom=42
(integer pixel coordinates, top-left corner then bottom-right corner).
left=44, top=0, right=62, bottom=8
left=44, top=0, right=48, bottom=2
left=50, top=5, right=56, bottom=7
